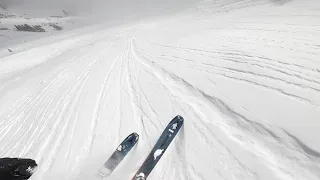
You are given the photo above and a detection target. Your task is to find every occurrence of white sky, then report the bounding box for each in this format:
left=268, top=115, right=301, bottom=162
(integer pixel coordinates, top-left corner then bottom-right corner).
left=0, top=0, right=199, bottom=16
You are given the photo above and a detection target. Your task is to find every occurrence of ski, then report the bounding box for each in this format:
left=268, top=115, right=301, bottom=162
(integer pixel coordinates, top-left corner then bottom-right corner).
left=99, top=132, right=139, bottom=178
left=132, top=115, right=184, bottom=180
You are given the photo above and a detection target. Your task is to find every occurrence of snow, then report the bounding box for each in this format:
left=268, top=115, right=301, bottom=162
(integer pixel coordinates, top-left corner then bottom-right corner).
left=0, top=0, right=320, bottom=180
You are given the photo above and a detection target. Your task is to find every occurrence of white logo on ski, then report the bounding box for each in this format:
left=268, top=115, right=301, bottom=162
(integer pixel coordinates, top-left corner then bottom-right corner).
left=153, top=149, right=164, bottom=160
left=172, top=123, right=178, bottom=130
left=117, top=145, right=122, bottom=151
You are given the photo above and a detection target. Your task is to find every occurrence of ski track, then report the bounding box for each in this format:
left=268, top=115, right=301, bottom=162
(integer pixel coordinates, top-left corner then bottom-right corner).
left=138, top=49, right=319, bottom=107
left=35, top=39, right=117, bottom=177
left=139, top=42, right=320, bottom=89
left=0, top=0, right=319, bottom=180
left=139, top=36, right=320, bottom=105
left=130, top=30, right=320, bottom=179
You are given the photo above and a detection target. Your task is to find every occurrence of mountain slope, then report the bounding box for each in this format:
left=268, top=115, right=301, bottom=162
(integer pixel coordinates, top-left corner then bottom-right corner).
left=0, top=0, right=319, bottom=180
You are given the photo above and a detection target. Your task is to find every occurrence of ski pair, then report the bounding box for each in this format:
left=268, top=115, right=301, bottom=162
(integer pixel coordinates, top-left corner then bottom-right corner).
left=99, top=115, right=184, bottom=180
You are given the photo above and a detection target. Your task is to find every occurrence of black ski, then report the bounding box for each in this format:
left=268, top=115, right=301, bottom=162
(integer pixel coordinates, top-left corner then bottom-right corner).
left=99, top=132, right=139, bottom=177
left=132, top=115, right=184, bottom=180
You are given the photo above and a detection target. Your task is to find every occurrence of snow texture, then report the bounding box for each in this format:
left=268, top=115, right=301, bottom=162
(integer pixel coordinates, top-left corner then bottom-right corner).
left=0, top=0, right=320, bottom=180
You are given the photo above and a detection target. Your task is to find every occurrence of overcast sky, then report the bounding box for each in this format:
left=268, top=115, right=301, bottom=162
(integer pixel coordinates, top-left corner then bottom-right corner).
left=0, top=0, right=199, bottom=16
left=1, top=0, right=104, bottom=13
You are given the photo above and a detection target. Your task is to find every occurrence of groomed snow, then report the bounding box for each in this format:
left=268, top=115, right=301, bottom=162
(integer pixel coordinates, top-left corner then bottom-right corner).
left=0, top=0, right=320, bottom=180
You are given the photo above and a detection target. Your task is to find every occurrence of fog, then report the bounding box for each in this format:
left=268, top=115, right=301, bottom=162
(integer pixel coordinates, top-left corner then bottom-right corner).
left=0, top=0, right=199, bottom=17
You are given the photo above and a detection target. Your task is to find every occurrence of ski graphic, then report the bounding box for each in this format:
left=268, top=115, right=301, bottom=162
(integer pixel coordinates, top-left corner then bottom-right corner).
left=132, top=115, right=184, bottom=180
left=99, top=132, right=139, bottom=178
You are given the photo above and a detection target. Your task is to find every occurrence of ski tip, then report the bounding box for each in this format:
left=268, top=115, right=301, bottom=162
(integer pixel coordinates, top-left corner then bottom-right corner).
left=128, top=132, right=139, bottom=138
left=133, top=132, right=140, bottom=140
left=130, top=132, right=139, bottom=142
left=175, top=115, right=184, bottom=121
left=124, top=132, right=139, bottom=144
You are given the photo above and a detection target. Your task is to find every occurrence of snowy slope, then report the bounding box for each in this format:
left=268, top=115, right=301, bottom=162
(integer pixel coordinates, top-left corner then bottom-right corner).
left=0, top=0, right=320, bottom=180
left=0, top=6, right=77, bottom=58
